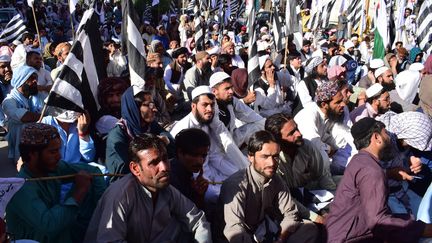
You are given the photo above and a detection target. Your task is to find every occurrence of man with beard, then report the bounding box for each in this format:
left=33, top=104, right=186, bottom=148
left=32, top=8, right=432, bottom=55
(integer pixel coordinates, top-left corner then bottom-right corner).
left=26, top=51, right=52, bottom=112
left=164, top=47, right=190, bottom=95
left=85, top=134, right=212, bottom=243
left=374, top=66, right=417, bottom=112
left=253, top=56, right=292, bottom=117
left=6, top=123, right=106, bottom=243
left=210, top=72, right=264, bottom=147
left=294, top=80, right=346, bottom=174
left=182, top=51, right=213, bottom=102
left=265, top=113, right=336, bottom=225
left=293, top=56, right=328, bottom=115
left=221, top=41, right=245, bottom=68
left=0, top=55, right=12, bottom=130
left=216, top=131, right=318, bottom=243
left=2, top=65, right=41, bottom=162
left=326, top=117, right=432, bottom=242
left=350, top=83, right=391, bottom=122
left=170, top=86, right=249, bottom=203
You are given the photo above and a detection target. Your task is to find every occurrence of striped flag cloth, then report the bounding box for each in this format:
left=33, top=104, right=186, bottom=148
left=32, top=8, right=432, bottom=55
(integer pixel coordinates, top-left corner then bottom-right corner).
left=0, top=14, right=27, bottom=43
left=169, top=1, right=177, bottom=14
left=143, top=2, right=153, bottom=22
left=186, top=0, right=195, bottom=13
left=247, top=4, right=260, bottom=88
left=286, top=0, right=300, bottom=34
left=46, top=8, right=105, bottom=116
left=122, top=0, right=147, bottom=93
left=347, top=0, right=363, bottom=32
left=417, top=0, right=432, bottom=54
left=194, top=5, right=205, bottom=51
left=321, top=0, right=336, bottom=29
left=272, top=4, right=283, bottom=52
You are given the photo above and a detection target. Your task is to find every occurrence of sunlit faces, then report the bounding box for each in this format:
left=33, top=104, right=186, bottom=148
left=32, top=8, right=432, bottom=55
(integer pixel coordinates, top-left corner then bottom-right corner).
left=192, top=95, right=215, bottom=125
left=249, top=141, right=280, bottom=180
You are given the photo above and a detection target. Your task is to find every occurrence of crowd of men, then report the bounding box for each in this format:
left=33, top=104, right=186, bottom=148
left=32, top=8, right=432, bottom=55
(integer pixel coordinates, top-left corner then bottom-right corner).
left=1, top=0, right=432, bottom=242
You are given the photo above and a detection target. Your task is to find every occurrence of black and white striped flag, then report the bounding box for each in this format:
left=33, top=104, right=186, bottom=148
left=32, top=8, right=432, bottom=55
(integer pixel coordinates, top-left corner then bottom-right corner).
left=247, top=4, right=260, bottom=88
left=321, top=0, right=336, bottom=29
left=143, top=2, right=153, bottom=22
left=272, top=4, right=283, bottom=52
left=417, top=0, right=432, bottom=54
left=0, top=14, right=27, bottom=43
left=194, top=5, right=205, bottom=51
left=347, top=0, right=363, bottom=32
left=122, top=0, right=147, bottom=92
left=186, top=0, right=195, bottom=13
left=169, top=1, right=177, bottom=14
left=46, top=8, right=105, bottom=116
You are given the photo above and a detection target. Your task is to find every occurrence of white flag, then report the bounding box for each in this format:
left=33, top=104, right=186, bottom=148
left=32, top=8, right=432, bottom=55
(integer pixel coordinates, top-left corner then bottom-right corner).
left=152, top=0, right=159, bottom=6
left=0, top=178, right=25, bottom=217
left=27, top=0, right=33, bottom=8
left=69, top=0, right=79, bottom=14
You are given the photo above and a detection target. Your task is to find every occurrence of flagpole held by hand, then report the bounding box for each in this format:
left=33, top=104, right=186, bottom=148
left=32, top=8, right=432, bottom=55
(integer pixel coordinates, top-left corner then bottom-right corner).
left=30, top=5, right=42, bottom=55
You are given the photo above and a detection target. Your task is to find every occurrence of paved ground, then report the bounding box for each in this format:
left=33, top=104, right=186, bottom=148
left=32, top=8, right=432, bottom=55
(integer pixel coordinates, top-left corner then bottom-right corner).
left=0, top=141, right=17, bottom=178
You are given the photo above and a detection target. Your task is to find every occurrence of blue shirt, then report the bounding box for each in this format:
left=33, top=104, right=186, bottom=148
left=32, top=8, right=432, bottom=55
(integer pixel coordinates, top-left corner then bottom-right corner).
left=41, top=116, right=95, bottom=163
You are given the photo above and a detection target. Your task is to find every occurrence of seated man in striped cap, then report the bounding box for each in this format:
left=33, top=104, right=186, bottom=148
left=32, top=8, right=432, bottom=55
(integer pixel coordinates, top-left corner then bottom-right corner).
left=6, top=123, right=106, bottom=243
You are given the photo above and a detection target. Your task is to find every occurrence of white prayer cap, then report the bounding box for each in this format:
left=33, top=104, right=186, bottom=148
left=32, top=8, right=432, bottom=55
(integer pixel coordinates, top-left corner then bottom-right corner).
left=162, top=15, right=169, bottom=21
left=209, top=72, right=231, bottom=88
left=328, top=55, right=347, bottom=68
left=351, top=36, right=358, bottom=41
left=369, top=59, right=385, bottom=69
left=366, top=83, right=384, bottom=98
left=56, top=110, right=80, bottom=123
left=0, top=55, right=11, bottom=63
left=344, top=40, right=355, bottom=49
left=207, top=46, right=220, bottom=56
left=12, top=40, right=21, bottom=46
left=144, top=20, right=150, bottom=25
left=170, top=14, right=177, bottom=17
left=260, top=26, right=268, bottom=33
left=374, top=66, right=390, bottom=78
left=261, top=34, right=271, bottom=42
left=191, top=86, right=213, bottom=100
left=318, top=39, right=327, bottom=46
left=257, top=41, right=271, bottom=52
left=409, top=63, right=425, bottom=71
left=259, top=55, right=270, bottom=70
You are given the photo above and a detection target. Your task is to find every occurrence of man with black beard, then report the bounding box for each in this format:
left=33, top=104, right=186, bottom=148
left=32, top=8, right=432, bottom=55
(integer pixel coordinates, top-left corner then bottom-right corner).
left=294, top=80, right=348, bottom=175
left=293, top=56, right=328, bottom=115
left=170, top=86, right=249, bottom=203
left=326, top=117, right=432, bottom=242
left=183, top=51, right=213, bottom=102
left=0, top=55, right=13, bottom=131
left=374, top=66, right=417, bottom=112
left=265, top=113, right=336, bottom=225
left=2, top=65, right=41, bottom=162
left=210, top=72, right=264, bottom=147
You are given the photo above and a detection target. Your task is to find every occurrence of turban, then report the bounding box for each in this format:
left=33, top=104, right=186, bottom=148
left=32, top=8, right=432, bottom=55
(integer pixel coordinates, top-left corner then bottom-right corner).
left=305, top=56, right=324, bottom=74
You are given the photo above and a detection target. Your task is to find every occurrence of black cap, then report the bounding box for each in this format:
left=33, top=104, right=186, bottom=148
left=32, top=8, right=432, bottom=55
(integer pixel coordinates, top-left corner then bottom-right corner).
left=351, top=117, right=377, bottom=141
left=172, top=47, right=188, bottom=58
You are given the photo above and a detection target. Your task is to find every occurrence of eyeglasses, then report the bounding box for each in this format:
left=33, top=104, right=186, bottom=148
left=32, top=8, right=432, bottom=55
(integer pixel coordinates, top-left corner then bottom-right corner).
left=142, top=102, right=155, bottom=109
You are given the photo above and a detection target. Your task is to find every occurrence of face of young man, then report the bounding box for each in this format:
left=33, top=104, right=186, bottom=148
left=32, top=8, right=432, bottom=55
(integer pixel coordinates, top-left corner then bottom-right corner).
left=280, top=120, right=304, bottom=147
left=326, top=91, right=346, bottom=121
left=192, top=95, right=215, bottom=125
left=139, top=94, right=156, bottom=125
left=178, top=146, right=209, bottom=173
left=290, top=56, right=302, bottom=69
left=377, top=91, right=391, bottom=114
left=249, top=141, right=280, bottom=180
left=133, top=147, right=170, bottom=192
left=177, top=53, right=187, bottom=66
left=377, top=128, right=394, bottom=162
left=262, top=59, right=275, bottom=80
left=35, top=138, right=62, bottom=173
left=213, top=81, right=234, bottom=103
left=0, top=61, right=12, bottom=83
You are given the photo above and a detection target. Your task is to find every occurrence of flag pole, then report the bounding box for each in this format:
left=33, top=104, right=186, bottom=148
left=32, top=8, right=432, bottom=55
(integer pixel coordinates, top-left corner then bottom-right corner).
left=37, top=103, right=48, bottom=122
left=25, top=173, right=125, bottom=181
left=68, top=0, right=76, bottom=40
left=30, top=5, right=42, bottom=54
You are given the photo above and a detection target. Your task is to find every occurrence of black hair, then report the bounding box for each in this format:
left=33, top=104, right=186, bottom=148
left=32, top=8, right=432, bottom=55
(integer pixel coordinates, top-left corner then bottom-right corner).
left=247, top=130, right=278, bottom=156
left=175, top=128, right=210, bottom=154
left=134, top=90, right=153, bottom=108
left=264, top=113, right=293, bottom=144
left=21, top=32, right=34, bottom=42
left=218, top=54, right=232, bottom=66
left=129, top=133, right=167, bottom=163
left=26, top=51, right=41, bottom=62
left=353, top=121, right=386, bottom=150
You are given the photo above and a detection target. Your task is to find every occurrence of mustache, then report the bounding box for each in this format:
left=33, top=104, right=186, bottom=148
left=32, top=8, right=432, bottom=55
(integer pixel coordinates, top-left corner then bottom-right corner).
left=155, top=172, right=170, bottom=180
